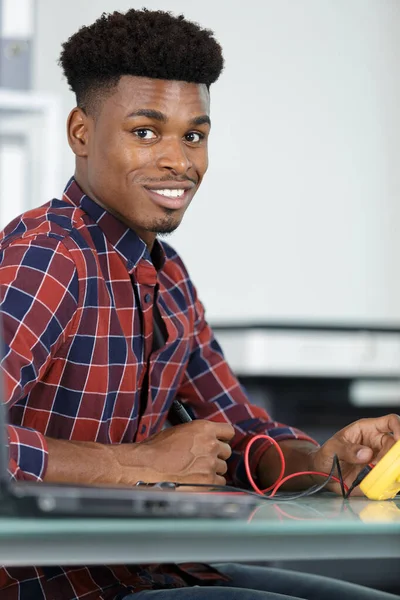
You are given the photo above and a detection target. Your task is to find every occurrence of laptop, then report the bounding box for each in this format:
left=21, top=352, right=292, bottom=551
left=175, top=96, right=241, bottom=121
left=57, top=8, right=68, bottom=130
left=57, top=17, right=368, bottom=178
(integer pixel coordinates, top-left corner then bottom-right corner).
left=0, top=389, right=258, bottom=520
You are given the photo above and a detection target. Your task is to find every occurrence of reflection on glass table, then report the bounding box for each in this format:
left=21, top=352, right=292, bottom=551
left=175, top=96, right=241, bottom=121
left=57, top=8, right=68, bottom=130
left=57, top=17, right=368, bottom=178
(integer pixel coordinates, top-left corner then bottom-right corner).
left=248, top=494, right=400, bottom=524
left=0, top=493, right=399, bottom=566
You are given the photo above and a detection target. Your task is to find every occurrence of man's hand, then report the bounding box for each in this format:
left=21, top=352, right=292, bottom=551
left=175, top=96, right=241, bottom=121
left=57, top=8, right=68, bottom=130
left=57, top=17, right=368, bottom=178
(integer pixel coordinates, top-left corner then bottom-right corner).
left=45, top=420, right=234, bottom=488
left=113, top=420, right=234, bottom=487
left=308, top=413, right=400, bottom=495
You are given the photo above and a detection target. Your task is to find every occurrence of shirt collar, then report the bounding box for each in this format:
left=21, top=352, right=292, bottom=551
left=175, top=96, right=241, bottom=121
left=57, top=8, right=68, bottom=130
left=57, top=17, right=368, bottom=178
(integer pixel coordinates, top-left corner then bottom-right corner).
left=62, top=177, right=166, bottom=273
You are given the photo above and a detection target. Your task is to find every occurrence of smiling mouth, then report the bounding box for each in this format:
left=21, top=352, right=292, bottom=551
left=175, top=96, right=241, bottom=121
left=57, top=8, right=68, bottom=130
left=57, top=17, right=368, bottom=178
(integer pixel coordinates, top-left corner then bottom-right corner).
left=143, top=186, right=193, bottom=210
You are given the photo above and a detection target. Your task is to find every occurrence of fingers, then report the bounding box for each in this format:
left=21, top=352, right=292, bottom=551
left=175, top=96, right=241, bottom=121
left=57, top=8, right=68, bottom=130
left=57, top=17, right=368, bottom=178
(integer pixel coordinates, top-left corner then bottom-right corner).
left=192, top=420, right=235, bottom=442
left=338, top=413, right=400, bottom=461
left=351, top=414, right=400, bottom=440
left=216, top=458, right=228, bottom=475
left=373, top=433, right=397, bottom=463
left=376, top=414, right=400, bottom=440
left=217, top=441, right=232, bottom=461
left=326, top=436, right=373, bottom=465
left=213, top=422, right=235, bottom=441
left=214, top=474, right=227, bottom=486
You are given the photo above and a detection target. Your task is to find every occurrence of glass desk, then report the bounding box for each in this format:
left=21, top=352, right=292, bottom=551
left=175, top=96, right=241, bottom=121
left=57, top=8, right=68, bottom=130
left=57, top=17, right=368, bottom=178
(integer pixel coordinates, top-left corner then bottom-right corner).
left=0, top=494, right=399, bottom=566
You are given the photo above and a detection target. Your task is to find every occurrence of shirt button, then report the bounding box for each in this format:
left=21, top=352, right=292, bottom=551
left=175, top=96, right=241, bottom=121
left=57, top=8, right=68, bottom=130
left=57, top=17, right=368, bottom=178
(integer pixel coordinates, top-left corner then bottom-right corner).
left=140, top=425, right=147, bottom=434
left=144, top=293, right=151, bottom=303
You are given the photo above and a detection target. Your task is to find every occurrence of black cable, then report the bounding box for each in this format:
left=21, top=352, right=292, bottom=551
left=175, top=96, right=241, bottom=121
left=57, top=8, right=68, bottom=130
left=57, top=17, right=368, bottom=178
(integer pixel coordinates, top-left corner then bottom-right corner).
left=335, top=455, right=346, bottom=498
left=137, top=453, right=343, bottom=502
left=344, top=464, right=373, bottom=499
left=137, top=454, right=375, bottom=502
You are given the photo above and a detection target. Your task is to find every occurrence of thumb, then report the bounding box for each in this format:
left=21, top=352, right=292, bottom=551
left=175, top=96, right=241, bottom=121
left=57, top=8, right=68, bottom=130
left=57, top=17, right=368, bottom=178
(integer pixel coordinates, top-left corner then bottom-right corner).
left=351, top=445, right=373, bottom=463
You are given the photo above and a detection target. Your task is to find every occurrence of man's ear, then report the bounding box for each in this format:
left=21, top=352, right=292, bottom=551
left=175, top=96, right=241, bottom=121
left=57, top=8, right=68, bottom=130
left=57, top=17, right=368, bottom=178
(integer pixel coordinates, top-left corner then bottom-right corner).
left=67, top=107, right=90, bottom=157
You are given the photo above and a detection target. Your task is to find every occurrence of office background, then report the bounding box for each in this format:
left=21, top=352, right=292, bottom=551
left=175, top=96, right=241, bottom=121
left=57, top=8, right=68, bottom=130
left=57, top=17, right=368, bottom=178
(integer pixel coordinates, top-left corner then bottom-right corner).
left=31, top=0, right=400, bottom=326
left=2, top=0, right=400, bottom=322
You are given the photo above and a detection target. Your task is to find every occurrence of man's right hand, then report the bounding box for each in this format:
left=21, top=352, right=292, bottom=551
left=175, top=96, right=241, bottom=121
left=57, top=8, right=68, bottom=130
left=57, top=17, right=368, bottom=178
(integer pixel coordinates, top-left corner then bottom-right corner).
left=45, top=420, right=234, bottom=488
left=113, top=420, right=235, bottom=486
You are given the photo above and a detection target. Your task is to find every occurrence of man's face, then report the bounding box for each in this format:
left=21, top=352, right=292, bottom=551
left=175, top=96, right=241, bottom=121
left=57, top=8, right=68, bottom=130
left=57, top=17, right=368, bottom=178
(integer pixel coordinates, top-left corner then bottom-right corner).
left=70, top=76, right=210, bottom=246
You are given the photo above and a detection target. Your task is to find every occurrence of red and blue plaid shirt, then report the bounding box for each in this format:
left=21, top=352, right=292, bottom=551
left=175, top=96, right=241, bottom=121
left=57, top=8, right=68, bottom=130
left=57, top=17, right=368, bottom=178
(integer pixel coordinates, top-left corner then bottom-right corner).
left=0, top=178, right=314, bottom=599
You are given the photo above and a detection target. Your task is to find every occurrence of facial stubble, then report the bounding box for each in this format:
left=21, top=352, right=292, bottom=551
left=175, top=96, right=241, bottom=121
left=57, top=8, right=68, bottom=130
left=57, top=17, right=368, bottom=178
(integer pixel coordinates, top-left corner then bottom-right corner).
left=145, top=208, right=180, bottom=237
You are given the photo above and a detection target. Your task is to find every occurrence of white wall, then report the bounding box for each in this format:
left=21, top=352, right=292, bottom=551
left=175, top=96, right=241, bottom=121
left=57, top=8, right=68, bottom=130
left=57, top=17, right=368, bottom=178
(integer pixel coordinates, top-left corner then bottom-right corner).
left=32, top=0, right=400, bottom=325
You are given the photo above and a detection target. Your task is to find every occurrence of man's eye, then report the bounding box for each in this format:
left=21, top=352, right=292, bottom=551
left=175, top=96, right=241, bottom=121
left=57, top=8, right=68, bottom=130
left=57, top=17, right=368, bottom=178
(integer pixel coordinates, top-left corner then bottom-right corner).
left=134, top=129, right=156, bottom=140
left=185, top=132, right=204, bottom=144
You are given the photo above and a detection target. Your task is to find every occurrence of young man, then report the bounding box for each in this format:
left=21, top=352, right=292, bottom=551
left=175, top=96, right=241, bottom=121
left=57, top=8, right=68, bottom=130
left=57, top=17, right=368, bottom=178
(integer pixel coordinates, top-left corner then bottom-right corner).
left=0, top=8, right=399, bottom=600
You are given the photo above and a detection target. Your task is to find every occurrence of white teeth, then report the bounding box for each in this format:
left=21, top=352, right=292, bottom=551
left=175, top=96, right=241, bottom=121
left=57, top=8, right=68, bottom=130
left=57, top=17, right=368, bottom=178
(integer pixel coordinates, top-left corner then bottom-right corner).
left=151, top=189, right=185, bottom=198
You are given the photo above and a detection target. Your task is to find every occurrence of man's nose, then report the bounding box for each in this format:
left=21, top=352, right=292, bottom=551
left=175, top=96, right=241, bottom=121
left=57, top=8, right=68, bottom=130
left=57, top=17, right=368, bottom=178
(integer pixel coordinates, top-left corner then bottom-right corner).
left=156, top=138, right=192, bottom=176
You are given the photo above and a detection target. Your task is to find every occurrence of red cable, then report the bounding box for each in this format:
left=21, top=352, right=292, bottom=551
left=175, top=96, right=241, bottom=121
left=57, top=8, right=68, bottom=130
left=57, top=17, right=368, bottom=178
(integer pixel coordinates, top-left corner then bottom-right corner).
left=269, top=470, right=348, bottom=497
left=244, top=434, right=285, bottom=494
left=244, top=434, right=349, bottom=497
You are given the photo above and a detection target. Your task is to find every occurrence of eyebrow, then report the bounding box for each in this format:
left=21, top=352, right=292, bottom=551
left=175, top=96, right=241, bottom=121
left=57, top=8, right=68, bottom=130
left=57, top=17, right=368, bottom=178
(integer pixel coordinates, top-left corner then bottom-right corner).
left=125, top=109, right=211, bottom=128
left=189, top=115, right=211, bottom=128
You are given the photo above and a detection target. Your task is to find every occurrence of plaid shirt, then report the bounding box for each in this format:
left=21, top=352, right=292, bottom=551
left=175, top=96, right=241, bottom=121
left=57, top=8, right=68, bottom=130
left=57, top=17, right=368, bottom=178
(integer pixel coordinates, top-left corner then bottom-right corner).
left=0, top=178, right=315, bottom=599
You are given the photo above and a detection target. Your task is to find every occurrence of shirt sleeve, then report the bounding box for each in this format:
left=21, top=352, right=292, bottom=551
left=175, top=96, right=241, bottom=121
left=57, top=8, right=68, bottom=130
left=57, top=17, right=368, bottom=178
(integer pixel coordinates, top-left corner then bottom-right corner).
left=0, top=235, right=79, bottom=481
left=177, top=285, right=318, bottom=489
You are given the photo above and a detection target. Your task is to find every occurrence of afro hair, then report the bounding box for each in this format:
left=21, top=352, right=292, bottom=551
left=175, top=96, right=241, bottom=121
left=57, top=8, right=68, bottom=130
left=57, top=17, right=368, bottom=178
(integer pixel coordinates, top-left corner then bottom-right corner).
left=59, top=8, right=224, bottom=113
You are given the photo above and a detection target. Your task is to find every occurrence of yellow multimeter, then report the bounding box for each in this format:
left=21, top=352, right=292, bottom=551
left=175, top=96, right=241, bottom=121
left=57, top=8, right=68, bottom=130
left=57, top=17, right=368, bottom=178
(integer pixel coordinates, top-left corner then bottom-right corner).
left=360, top=439, right=400, bottom=500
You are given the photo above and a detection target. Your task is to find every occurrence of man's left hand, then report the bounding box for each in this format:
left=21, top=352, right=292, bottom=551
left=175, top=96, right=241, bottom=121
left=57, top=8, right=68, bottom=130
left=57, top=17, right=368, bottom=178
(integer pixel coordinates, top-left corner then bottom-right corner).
left=307, top=413, right=400, bottom=495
